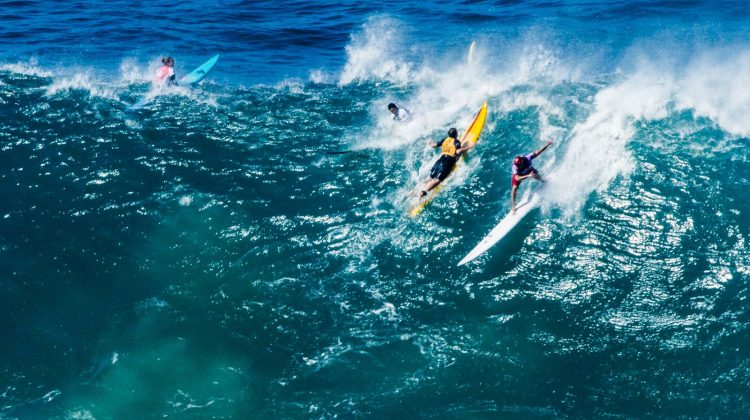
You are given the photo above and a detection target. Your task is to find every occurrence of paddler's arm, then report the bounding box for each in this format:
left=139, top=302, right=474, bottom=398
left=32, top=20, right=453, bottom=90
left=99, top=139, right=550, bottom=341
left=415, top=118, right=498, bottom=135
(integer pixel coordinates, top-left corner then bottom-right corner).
left=455, top=140, right=474, bottom=156
left=428, top=138, right=444, bottom=148
left=511, top=184, right=518, bottom=215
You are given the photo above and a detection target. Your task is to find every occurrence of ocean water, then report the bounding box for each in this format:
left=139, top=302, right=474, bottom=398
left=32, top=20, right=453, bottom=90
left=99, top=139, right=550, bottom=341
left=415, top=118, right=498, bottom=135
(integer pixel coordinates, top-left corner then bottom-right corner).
left=2, top=0, right=750, bottom=417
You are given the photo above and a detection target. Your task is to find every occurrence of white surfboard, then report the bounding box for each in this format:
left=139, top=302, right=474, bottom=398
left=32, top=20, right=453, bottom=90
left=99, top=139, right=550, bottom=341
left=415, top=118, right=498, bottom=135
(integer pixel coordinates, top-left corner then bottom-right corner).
left=457, top=185, right=544, bottom=266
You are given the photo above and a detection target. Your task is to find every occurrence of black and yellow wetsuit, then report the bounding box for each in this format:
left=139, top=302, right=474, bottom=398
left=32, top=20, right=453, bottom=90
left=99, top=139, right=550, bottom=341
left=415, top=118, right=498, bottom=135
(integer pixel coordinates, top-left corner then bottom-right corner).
left=429, top=136, right=461, bottom=181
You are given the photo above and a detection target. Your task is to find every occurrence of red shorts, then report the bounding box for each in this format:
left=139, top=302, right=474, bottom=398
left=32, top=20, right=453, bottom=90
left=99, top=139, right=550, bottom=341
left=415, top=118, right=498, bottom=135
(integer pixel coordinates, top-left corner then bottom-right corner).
left=511, top=169, right=538, bottom=187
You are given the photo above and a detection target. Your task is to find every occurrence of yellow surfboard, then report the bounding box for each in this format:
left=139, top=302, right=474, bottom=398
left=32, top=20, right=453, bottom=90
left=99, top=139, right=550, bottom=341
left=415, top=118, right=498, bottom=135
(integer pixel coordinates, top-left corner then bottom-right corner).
left=409, top=101, right=488, bottom=217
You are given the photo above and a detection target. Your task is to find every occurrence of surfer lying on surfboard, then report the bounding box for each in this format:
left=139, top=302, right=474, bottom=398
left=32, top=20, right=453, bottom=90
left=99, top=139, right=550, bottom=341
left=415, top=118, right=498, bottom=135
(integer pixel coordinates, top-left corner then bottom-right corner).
left=417, top=127, right=475, bottom=197
left=155, top=56, right=177, bottom=86
left=511, top=140, right=553, bottom=214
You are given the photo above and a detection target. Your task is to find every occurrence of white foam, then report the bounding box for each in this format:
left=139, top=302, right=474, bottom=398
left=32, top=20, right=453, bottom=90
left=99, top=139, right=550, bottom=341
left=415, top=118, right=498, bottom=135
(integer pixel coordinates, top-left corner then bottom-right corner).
left=545, top=66, right=673, bottom=216
left=675, top=48, right=750, bottom=137
left=543, top=47, right=750, bottom=215
left=273, top=78, right=306, bottom=94
left=179, top=195, right=193, bottom=206
left=134, top=81, right=220, bottom=108
left=117, top=57, right=153, bottom=83
left=0, top=58, right=52, bottom=77
left=341, top=21, right=574, bottom=153
left=339, top=16, right=413, bottom=86
left=46, top=71, right=117, bottom=98
left=309, top=69, right=335, bottom=84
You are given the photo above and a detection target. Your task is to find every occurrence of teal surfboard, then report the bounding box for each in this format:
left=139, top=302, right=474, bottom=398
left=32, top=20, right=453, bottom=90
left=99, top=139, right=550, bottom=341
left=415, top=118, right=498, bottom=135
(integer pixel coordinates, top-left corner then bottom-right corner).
left=181, top=54, right=219, bottom=84
left=129, top=54, right=220, bottom=109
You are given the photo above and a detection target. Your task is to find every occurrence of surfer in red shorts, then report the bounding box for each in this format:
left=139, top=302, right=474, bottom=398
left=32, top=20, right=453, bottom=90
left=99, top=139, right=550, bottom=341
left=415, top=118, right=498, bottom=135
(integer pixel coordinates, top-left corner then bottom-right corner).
left=511, top=140, right=553, bottom=214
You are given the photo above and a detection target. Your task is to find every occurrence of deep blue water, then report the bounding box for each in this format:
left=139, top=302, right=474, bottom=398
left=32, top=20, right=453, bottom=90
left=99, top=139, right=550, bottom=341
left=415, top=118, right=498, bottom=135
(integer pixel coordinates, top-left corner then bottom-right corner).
left=2, top=0, right=750, bottom=418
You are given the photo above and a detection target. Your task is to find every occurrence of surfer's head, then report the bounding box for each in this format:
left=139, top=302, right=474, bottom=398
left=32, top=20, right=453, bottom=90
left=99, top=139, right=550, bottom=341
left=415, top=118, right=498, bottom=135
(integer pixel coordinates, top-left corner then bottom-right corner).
left=162, top=57, right=174, bottom=66
left=388, top=103, right=398, bottom=113
left=448, top=128, right=458, bottom=138
left=514, top=156, right=528, bottom=168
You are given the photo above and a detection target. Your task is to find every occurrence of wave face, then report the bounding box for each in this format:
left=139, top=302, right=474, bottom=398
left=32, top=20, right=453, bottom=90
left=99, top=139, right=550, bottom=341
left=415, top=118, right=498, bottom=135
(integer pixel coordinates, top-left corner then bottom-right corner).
left=2, top=1, right=750, bottom=418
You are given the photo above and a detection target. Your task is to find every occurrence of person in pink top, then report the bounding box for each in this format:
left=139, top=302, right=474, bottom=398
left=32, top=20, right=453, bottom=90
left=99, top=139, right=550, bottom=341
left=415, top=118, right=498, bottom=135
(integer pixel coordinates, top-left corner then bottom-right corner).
left=510, top=140, right=553, bottom=214
left=155, top=56, right=176, bottom=85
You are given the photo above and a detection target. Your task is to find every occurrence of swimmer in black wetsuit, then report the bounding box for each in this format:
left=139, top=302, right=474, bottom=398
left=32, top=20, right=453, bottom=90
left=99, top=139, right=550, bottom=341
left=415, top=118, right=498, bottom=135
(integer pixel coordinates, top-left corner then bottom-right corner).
left=416, top=127, right=474, bottom=197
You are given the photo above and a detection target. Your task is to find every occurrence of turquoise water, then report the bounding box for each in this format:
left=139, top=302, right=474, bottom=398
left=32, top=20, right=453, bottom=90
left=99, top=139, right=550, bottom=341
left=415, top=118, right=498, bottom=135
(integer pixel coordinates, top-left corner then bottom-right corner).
left=2, top=1, right=750, bottom=417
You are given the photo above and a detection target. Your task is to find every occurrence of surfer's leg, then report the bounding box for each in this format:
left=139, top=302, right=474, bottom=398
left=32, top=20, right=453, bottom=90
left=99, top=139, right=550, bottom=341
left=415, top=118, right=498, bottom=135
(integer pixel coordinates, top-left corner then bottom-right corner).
left=424, top=178, right=441, bottom=192
left=415, top=178, right=439, bottom=197
left=435, top=157, right=455, bottom=181
left=418, top=158, right=445, bottom=196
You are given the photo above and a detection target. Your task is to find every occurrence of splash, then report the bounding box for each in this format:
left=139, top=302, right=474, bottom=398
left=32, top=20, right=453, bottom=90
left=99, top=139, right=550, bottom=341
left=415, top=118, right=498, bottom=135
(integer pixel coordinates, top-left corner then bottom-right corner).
left=46, top=71, right=118, bottom=98
left=546, top=66, right=672, bottom=215
left=546, top=46, right=750, bottom=215
left=117, top=58, right=153, bottom=84
left=339, top=16, right=413, bottom=86
left=675, top=48, right=750, bottom=137
left=309, top=69, right=336, bottom=84
left=344, top=23, right=576, bottom=153
left=0, top=58, right=53, bottom=78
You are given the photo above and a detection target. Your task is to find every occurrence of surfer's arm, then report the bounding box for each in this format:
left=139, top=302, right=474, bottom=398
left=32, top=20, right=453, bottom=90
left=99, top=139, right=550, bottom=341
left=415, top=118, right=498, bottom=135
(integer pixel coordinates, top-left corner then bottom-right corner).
left=532, top=140, right=553, bottom=157
left=511, top=185, right=518, bottom=214
left=515, top=173, right=535, bottom=181
left=455, top=139, right=475, bottom=156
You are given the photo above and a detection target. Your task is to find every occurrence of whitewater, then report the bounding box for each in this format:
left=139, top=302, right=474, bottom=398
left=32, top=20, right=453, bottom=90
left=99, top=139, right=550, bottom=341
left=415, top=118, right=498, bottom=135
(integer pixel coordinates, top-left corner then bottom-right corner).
left=1, top=1, right=749, bottom=417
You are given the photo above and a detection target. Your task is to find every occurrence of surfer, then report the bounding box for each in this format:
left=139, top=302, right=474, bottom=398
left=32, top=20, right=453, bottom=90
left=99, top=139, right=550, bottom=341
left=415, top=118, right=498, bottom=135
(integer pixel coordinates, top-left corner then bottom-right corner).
left=511, top=140, right=553, bottom=214
left=417, top=128, right=473, bottom=197
left=388, top=103, right=411, bottom=122
left=155, top=57, right=177, bottom=85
